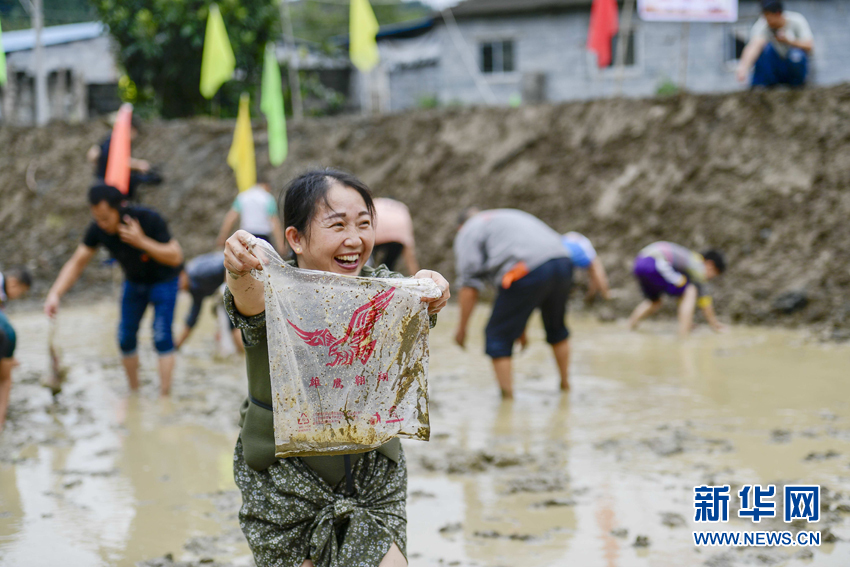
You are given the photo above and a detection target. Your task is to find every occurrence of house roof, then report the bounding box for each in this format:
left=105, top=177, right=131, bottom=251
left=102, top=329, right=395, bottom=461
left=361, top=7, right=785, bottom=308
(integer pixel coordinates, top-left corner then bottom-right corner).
left=448, top=0, right=593, bottom=18
left=376, top=17, right=436, bottom=40
left=337, top=16, right=437, bottom=46
left=3, top=22, right=106, bottom=53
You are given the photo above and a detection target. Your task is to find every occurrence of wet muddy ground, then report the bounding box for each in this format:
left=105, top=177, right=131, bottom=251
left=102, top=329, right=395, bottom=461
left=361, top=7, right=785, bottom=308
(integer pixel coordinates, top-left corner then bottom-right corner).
left=1, top=297, right=849, bottom=566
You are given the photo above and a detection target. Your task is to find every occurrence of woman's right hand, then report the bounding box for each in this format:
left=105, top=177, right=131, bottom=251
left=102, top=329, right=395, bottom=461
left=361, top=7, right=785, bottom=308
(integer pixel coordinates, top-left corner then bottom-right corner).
left=224, top=230, right=263, bottom=279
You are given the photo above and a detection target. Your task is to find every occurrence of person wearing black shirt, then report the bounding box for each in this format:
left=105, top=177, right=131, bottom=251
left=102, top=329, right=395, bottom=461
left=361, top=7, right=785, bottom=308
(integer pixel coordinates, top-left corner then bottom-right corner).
left=44, top=185, right=183, bottom=395
left=86, top=118, right=160, bottom=201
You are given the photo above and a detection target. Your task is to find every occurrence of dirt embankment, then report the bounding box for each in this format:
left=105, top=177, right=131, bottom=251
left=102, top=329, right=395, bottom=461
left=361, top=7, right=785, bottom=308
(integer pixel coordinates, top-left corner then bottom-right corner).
left=2, top=85, right=850, bottom=336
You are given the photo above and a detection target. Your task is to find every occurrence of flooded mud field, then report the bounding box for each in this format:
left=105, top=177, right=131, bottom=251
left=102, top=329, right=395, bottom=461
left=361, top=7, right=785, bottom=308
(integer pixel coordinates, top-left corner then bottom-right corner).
left=1, top=298, right=849, bottom=566
left=4, top=85, right=850, bottom=338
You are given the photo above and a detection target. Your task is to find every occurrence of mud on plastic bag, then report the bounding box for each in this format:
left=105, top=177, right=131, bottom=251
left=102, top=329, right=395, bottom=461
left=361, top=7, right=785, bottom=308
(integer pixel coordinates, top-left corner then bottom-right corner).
left=251, top=239, right=441, bottom=458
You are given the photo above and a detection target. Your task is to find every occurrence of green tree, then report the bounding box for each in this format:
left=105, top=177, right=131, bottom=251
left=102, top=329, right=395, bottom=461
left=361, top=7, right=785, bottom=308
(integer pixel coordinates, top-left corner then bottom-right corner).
left=289, top=0, right=431, bottom=53
left=0, top=0, right=96, bottom=30
left=92, top=0, right=279, bottom=118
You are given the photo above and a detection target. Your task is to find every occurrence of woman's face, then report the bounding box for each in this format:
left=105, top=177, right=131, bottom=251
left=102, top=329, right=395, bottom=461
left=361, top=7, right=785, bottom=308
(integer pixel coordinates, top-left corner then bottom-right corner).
left=287, top=183, right=375, bottom=276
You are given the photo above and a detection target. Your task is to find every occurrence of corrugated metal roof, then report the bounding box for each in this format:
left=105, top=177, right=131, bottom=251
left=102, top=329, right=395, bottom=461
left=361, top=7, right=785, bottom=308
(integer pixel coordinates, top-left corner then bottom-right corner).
left=3, top=21, right=106, bottom=53
left=448, top=0, right=593, bottom=18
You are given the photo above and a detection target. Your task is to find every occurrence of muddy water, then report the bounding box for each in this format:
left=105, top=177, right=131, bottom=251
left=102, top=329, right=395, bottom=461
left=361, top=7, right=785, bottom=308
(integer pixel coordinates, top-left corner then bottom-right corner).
left=1, top=300, right=849, bottom=567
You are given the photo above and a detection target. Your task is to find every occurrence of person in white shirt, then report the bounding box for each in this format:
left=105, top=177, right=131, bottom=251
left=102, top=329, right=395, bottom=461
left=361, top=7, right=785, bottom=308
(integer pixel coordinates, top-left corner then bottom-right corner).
left=217, top=182, right=285, bottom=252
left=736, top=0, right=813, bottom=88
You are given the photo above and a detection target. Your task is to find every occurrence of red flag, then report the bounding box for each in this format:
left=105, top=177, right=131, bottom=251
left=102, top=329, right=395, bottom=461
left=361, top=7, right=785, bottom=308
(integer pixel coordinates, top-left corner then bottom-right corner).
left=587, top=0, right=619, bottom=68
left=104, top=103, right=133, bottom=195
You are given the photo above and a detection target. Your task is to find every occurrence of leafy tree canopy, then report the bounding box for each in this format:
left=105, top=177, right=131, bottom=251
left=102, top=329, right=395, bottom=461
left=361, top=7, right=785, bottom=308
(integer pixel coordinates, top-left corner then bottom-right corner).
left=0, top=0, right=96, bottom=31
left=92, top=0, right=279, bottom=118
left=289, top=0, right=431, bottom=52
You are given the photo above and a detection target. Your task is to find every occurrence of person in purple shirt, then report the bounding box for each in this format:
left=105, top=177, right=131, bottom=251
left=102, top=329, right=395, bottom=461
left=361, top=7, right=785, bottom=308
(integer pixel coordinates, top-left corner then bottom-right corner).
left=628, top=242, right=726, bottom=337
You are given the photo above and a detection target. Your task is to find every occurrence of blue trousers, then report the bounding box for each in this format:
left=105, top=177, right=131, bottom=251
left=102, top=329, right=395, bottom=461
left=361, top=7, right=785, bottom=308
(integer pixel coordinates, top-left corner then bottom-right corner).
left=752, top=43, right=808, bottom=88
left=0, top=311, right=16, bottom=359
left=119, top=277, right=178, bottom=356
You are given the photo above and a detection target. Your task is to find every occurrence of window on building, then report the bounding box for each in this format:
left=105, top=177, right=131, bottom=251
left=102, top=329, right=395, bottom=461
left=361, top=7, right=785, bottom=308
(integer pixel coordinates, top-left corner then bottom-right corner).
left=480, top=40, right=515, bottom=74
left=726, top=26, right=750, bottom=61
left=607, top=30, right=636, bottom=67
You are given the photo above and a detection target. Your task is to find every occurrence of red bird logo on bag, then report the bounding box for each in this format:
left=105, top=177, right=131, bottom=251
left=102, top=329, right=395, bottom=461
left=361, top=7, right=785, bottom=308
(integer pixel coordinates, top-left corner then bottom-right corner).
left=288, top=287, right=396, bottom=367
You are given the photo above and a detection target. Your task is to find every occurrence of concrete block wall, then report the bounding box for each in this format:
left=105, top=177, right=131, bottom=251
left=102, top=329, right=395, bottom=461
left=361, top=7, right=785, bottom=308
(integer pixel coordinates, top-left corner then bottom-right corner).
left=388, top=63, right=440, bottom=111
left=388, top=0, right=850, bottom=109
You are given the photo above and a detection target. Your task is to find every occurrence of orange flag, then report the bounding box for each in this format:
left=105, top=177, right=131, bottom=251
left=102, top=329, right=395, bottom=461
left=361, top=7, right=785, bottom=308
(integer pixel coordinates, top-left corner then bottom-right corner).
left=105, top=103, right=134, bottom=195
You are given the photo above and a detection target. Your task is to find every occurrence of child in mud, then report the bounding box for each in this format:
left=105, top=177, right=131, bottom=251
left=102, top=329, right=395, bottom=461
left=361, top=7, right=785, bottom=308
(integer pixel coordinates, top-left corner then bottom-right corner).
left=0, top=268, right=32, bottom=309
left=174, top=252, right=242, bottom=353
left=0, top=267, right=33, bottom=433
left=44, top=185, right=183, bottom=395
left=453, top=208, right=573, bottom=397
left=628, top=241, right=726, bottom=337
left=223, top=169, right=449, bottom=567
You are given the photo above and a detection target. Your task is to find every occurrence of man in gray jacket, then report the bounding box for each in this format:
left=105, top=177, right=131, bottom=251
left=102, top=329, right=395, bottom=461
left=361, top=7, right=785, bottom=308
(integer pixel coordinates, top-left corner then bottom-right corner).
left=454, top=208, right=573, bottom=398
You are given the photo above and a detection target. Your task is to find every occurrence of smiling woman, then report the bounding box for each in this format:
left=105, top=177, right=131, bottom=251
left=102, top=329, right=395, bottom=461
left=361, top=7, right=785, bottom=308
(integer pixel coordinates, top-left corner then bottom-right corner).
left=284, top=170, right=377, bottom=276
left=222, top=168, right=450, bottom=567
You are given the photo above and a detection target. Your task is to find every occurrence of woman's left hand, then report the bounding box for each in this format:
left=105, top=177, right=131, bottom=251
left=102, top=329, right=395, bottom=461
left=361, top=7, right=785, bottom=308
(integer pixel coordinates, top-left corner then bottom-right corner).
left=415, top=270, right=450, bottom=314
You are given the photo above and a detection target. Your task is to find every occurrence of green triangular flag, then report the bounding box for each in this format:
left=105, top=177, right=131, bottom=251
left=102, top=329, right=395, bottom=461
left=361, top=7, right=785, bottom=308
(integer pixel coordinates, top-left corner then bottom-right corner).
left=0, top=15, right=7, bottom=86
left=261, top=43, right=287, bottom=166
left=200, top=4, right=235, bottom=99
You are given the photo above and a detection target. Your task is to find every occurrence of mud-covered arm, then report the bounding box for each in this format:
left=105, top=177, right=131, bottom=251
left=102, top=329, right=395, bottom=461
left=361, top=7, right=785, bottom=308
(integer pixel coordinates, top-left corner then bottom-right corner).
left=369, top=264, right=440, bottom=328
left=223, top=287, right=267, bottom=347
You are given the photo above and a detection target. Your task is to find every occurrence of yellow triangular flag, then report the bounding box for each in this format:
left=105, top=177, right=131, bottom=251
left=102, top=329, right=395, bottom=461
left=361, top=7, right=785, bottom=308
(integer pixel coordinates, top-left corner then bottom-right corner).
left=350, top=0, right=380, bottom=72
left=200, top=4, right=236, bottom=99
left=227, top=94, right=256, bottom=192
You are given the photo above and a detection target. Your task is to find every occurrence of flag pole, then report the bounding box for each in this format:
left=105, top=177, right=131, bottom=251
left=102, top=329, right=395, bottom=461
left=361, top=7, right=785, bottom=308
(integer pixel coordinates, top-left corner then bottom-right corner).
left=614, top=0, right=635, bottom=97
left=33, top=0, right=48, bottom=125
left=279, top=0, right=303, bottom=121
left=678, top=21, right=690, bottom=90
left=441, top=7, right=496, bottom=105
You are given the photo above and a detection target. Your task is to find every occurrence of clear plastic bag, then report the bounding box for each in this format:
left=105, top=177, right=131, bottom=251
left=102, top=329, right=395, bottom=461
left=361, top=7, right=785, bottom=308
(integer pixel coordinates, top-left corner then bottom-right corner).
left=250, top=239, right=441, bottom=458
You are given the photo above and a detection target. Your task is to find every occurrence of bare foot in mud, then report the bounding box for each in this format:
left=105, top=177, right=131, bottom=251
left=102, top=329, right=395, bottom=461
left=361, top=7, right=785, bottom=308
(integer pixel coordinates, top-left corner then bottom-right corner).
left=560, top=380, right=570, bottom=391
left=500, top=389, right=514, bottom=400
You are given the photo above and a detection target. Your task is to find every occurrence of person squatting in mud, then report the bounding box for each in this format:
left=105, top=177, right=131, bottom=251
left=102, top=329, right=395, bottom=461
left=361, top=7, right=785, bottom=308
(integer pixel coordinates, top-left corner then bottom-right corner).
left=0, top=267, right=32, bottom=433
left=223, top=169, right=450, bottom=567
left=453, top=208, right=573, bottom=398
left=736, top=0, right=814, bottom=88
left=44, top=184, right=184, bottom=395
left=628, top=241, right=726, bottom=337
left=175, top=251, right=243, bottom=353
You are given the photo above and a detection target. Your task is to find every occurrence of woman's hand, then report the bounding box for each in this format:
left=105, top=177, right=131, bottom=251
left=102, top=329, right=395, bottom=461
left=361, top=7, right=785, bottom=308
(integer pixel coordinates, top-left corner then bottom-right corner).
left=224, top=231, right=266, bottom=317
left=415, top=269, right=450, bottom=315
left=224, top=230, right=263, bottom=279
